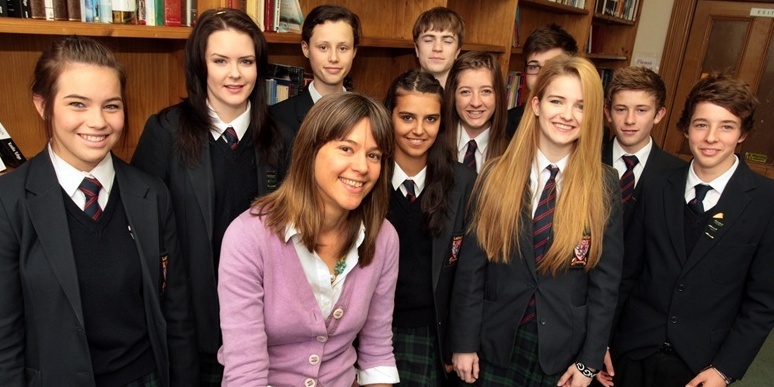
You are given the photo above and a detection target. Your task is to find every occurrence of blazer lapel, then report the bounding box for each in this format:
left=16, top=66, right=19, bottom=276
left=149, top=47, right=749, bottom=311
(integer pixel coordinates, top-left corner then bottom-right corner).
left=115, top=160, right=160, bottom=292
left=663, top=170, right=689, bottom=264
left=520, top=203, right=538, bottom=281
left=296, top=90, right=314, bottom=127
left=682, top=163, right=754, bottom=275
left=186, top=142, right=215, bottom=239
left=431, top=186, right=462, bottom=291
left=25, top=152, right=85, bottom=326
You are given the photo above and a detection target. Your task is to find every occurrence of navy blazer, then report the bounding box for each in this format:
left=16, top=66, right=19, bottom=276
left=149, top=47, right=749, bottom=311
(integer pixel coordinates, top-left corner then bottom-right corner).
left=0, top=151, right=196, bottom=386
left=450, top=166, right=624, bottom=374
left=613, top=160, right=774, bottom=379
left=602, top=137, right=686, bottom=230
left=131, top=105, right=292, bottom=354
left=269, top=88, right=314, bottom=135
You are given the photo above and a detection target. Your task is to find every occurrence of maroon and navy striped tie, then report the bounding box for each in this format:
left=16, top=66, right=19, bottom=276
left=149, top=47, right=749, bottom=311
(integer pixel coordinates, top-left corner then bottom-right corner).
left=620, top=155, right=639, bottom=204
left=402, top=179, right=417, bottom=203
left=79, top=177, right=103, bottom=221
left=463, top=140, right=477, bottom=171
left=520, top=165, right=559, bottom=327
left=222, top=126, right=239, bottom=150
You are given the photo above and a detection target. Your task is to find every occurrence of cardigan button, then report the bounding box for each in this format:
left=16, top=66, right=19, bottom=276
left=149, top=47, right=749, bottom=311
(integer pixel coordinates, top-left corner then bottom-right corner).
left=304, top=377, right=316, bottom=387
left=316, top=335, right=328, bottom=343
left=332, top=308, right=344, bottom=319
left=309, top=354, right=320, bottom=365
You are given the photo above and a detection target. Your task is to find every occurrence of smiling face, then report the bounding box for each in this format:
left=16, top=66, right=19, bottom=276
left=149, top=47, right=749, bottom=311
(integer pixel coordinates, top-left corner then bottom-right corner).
left=606, top=89, right=666, bottom=154
left=205, top=28, right=257, bottom=123
left=685, top=101, right=747, bottom=181
left=34, top=63, right=124, bottom=172
left=454, top=68, right=496, bottom=138
left=315, top=118, right=383, bottom=221
left=415, top=28, right=460, bottom=83
left=391, top=91, right=442, bottom=173
left=532, top=74, right=584, bottom=162
left=302, top=20, right=357, bottom=96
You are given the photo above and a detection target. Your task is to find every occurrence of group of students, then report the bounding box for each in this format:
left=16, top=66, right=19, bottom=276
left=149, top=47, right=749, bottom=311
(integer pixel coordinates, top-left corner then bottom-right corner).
left=1, top=4, right=773, bottom=387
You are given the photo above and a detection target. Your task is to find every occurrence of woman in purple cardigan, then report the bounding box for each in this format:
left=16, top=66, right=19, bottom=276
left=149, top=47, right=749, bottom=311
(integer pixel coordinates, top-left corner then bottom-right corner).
left=217, top=92, right=400, bottom=386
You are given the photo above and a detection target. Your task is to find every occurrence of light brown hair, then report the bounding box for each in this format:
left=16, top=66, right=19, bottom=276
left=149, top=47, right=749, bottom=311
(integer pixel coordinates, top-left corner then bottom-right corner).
left=412, top=6, right=465, bottom=47
left=605, top=66, right=666, bottom=109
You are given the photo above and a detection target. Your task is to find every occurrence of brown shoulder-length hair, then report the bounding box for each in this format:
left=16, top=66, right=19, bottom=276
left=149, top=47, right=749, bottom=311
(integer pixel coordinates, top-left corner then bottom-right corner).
left=444, top=51, right=508, bottom=162
left=253, top=93, right=393, bottom=267
left=472, top=55, right=613, bottom=275
left=174, top=8, right=281, bottom=168
left=32, top=36, right=127, bottom=141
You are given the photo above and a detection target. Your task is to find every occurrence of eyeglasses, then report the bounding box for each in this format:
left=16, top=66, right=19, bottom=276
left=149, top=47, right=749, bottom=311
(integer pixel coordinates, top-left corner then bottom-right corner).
left=525, top=63, right=542, bottom=75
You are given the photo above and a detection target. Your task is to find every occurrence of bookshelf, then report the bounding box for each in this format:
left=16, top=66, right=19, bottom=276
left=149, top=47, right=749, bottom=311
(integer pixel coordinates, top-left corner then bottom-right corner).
left=0, top=0, right=642, bottom=163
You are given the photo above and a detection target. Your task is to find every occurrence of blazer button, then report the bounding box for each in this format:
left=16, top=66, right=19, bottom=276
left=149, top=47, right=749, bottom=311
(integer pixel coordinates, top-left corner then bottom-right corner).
left=316, top=335, right=328, bottom=343
left=677, top=284, right=685, bottom=292
left=670, top=316, right=678, bottom=324
left=332, top=308, right=344, bottom=319
left=304, top=377, right=316, bottom=387
left=309, top=354, right=320, bottom=365
left=540, top=319, right=546, bottom=325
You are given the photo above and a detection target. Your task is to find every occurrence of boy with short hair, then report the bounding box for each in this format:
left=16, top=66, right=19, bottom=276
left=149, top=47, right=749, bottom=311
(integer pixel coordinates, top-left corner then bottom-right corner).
left=602, top=66, right=685, bottom=228
left=605, top=73, right=774, bottom=387
left=412, top=7, right=465, bottom=87
left=506, top=23, right=578, bottom=137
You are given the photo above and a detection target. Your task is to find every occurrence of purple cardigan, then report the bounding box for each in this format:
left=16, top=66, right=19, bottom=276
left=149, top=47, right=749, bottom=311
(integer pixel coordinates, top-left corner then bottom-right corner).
left=217, top=209, right=399, bottom=386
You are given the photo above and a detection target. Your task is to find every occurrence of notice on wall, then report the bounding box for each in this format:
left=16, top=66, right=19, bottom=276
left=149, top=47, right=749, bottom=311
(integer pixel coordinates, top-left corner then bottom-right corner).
left=631, top=54, right=661, bottom=73
left=751, top=8, right=774, bottom=17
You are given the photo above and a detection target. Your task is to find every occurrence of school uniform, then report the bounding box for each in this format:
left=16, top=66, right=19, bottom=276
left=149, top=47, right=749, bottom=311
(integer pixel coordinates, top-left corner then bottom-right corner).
left=450, top=154, right=623, bottom=386
left=612, top=157, right=774, bottom=385
left=388, top=162, right=477, bottom=385
left=0, top=149, right=196, bottom=387
left=131, top=103, right=292, bottom=382
left=456, top=125, right=490, bottom=174
left=505, top=105, right=525, bottom=139
left=602, top=137, right=686, bottom=230
left=270, top=82, right=346, bottom=135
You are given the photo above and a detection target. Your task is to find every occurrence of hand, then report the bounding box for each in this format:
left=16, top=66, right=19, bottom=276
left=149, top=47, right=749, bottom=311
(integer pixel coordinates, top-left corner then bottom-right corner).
left=444, top=363, right=454, bottom=373
left=685, top=368, right=727, bottom=387
left=557, top=364, right=593, bottom=387
left=452, top=352, right=479, bottom=384
left=595, top=349, right=615, bottom=386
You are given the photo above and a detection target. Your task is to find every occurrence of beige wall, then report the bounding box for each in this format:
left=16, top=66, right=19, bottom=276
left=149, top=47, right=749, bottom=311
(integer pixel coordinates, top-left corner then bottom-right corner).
left=631, top=0, right=676, bottom=73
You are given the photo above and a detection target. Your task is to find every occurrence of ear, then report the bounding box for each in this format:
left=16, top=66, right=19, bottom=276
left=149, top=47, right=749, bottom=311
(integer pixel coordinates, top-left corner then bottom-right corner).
left=454, top=48, right=461, bottom=59
left=531, top=95, right=540, bottom=116
left=604, top=105, right=612, bottom=123
left=352, top=46, right=357, bottom=59
left=33, top=94, right=45, bottom=118
left=301, top=41, right=310, bottom=59
left=414, top=44, right=420, bottom=58
left=738, top=131, right=749, bottom=144
left=653, top=106, right=667, bottom=124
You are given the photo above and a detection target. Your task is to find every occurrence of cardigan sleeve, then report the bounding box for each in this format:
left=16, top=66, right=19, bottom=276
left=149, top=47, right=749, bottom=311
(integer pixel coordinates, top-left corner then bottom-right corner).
left=218, top=213, right=271, bottom=386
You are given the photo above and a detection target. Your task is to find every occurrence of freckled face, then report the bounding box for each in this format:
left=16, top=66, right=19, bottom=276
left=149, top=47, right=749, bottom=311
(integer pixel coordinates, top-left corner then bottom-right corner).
left=34, top=63, right=124, bottom=172
left=315, top=118, right=383, bottom=220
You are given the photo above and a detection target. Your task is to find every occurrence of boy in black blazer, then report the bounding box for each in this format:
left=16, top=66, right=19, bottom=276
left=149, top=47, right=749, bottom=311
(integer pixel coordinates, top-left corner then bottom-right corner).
left=602, top=66, right=685, bottom=229
left=604, top=74, right=774, bottom=387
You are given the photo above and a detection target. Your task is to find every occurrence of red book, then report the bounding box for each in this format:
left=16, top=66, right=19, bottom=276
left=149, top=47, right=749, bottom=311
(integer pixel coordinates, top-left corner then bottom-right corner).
left=164, top=0, right=181, bottom=26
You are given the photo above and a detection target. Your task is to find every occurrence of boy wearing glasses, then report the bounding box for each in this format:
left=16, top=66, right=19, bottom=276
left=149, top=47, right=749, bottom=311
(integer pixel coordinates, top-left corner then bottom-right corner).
left=505, top=24, right=578, bottom=137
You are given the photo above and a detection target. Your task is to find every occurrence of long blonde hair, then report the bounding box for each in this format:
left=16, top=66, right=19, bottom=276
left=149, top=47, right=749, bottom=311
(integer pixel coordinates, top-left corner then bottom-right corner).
left=471, top=55, right=612, bottom=274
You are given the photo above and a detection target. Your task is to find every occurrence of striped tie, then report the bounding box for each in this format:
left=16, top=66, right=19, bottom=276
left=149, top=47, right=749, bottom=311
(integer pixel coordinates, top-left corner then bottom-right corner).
left=620, top=155, right=639, bottom=204
left=79, top=177, right=103, bottom=221
left=222, top=126, right=239, bottom=150
left=520, top=165, right=559, bottom=327
left=463, top=140, right=477, bottom=171
left=688, top=184, right=711, bottom=213
left=402, top=179, right=417, bottom=203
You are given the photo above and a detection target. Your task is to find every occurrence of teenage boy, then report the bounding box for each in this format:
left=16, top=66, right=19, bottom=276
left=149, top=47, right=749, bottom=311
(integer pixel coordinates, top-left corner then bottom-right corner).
left=605, top=73, right=774, bottom=387
left=602, top=66, right=685, bottom=229
left=412, top=7, right=465, bottom=87
left=506, top=24, right=578, bottom=137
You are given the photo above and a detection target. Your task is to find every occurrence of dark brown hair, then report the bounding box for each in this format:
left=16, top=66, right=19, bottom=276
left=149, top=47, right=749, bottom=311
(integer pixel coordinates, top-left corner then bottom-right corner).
left=32, top=36, right=127, bottom=140
left=677, top=73, right=758, bottom=135
left=254, top=93, right=393, bottom=267
left=606, top=66, right=666, bottom=109
left=523, top=23, right=578, bottom=63
left=301, top=5, right=361, bottom=47
left=412, top=6, right=465, bottom=47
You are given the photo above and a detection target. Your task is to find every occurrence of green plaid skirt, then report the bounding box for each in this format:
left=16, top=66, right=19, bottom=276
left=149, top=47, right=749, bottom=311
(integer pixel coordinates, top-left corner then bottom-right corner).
left=124, top=370, right=161, bottom=387
left=465, top=323, right=561, bottom=387
left=199, top=352, right=224, bottom=387
left=393, top=325, right=445, bottom=386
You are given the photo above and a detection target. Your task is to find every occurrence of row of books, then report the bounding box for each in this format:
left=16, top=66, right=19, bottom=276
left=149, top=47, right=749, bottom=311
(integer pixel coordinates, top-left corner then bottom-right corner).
left=232, top=0, right=302, bottom=32
left=595, top=0, right=639, bottom=21
left=266, top=62, right=308, bottom=105
left=598, top=67, right=614, bottom=93
left=505, top=71, right=527, bottom=110
left=0, top=0, right=195, bottom=26
left=549, top=0, right=585, bottom=9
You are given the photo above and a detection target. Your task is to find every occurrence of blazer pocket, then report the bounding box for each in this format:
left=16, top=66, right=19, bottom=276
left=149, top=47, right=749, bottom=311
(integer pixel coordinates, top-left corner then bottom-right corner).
left=25, top=368, right=41, bottom=387
left=159, top=250, right=169, bottom=296
left=446, top=234, right=464, bottom=267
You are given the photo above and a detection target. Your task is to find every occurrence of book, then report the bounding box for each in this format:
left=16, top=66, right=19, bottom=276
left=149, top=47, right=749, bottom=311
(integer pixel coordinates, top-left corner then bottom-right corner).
left=0, top=0, right=8, bottom=16
left=52, top=0, right=67, bottom=20
left=267, top=62, right=305, bottom=98
left=183, top=0, right=194, bottom=26
left=277, top=0, right=302, bottom=33
left=7, top=0, right=31, bottom=18
left=66, top=0, right=81, bottom=21
left=0, top=122, right=27, bottom=172
left=163, top=0, right=180, bottom=26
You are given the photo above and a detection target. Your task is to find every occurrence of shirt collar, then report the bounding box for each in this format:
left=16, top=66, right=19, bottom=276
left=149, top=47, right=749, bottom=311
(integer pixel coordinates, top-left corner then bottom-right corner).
left=48, top=142, right=115, bottom=197
left=536, top=149, right=570, bottom=174
left=207, top=100, right=252, bottom=140
left=686, top=155, right=739, bottom=196
left=457, top=123, right=490, bottom=153
left=308, top=81, right=347, bottom=104
left=613, top=136, right=653, bottom=165
left=391, top=162, right=427, bottom=195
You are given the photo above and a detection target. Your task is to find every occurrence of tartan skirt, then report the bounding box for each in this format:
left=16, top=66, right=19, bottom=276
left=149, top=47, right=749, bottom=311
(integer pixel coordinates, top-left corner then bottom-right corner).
left=393, top=325, right=443, bottom=386
left=124, top=370, right=161, bottom=387
left=199, top=352, right=224, bottom=387
left=465, top=323, right=561, bottom=387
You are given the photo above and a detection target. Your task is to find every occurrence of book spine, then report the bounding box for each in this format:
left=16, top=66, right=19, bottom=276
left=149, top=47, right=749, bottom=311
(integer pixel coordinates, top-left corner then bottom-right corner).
left=66, top=0, right=80, bottom=20
left=7, top=0, right=32, bottom=18
left=0, top=123, right=27, bottom=169
left=136, top=0, right=145, bottom=24
left=52, top=0, right=67, bottom=20
left=0, top=0, right=7, bottom=16
left=154, top=0, right=163, bottom=26
left=112, top=0, right=136, bottom=23
left=163, top=0, right=179, bottom=26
